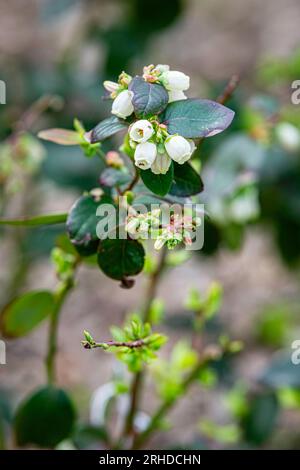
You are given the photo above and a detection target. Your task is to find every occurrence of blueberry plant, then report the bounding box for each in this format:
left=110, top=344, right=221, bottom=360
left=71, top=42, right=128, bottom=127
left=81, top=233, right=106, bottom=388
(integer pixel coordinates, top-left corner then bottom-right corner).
left=0, top=64, right=241, bottom=449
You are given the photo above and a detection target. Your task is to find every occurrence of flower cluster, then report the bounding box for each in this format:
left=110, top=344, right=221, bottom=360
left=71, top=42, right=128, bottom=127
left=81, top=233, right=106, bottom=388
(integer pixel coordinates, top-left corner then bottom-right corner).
left=154, top=212, right=201, bottom=250
left=129, top=120, right=196, bottom=172
left=103, top=64, right=196, bottom=174
left=125, top=208, right=201, bottom=250
left=125, top=208, right=160, bottom=239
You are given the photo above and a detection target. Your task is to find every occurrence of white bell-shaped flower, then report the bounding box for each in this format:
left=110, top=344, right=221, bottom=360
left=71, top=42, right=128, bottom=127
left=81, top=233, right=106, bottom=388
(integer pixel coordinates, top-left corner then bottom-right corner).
left=151, top=152, right=172, bottom=174
left=134, top=142, right=157, bottom=170
left=163, top=70, right=190, bottom=91
left=111, top=90, right=134, bottom=119
left=168, top=90, right=187, bottom=103
left=129, top=120, right=154, bottom=143
left=165, top=135, right=194, bottom=164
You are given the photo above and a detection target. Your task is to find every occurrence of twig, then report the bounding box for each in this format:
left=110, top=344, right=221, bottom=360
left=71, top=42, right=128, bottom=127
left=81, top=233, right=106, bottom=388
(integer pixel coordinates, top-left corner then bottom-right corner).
left=197, top=74, right=240, bottom=147
left=121, top=247, right=167, bottom=441
left=12, top=94, right=62, bottom=138
left=121, top=165, right=140, bottom=195
left=46, top=259, right=79, bottom=385
left=82, top=339, right=146, bottom=350
left=132, top=346, right=222, bottom=449
left=216, top=73, right=240, bottom=105
left=142, top=246, right=167, bottom=323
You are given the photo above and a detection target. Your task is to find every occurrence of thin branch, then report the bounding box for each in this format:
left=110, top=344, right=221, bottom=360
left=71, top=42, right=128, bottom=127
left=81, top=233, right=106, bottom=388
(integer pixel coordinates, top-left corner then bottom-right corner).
left=143, top=246, right=167, bottom=323
left=82, top=339, right=146, bottom=350
left=216, top=73, right=240, bottom=105
left=121, top=247, right=167, bottom=441
left=121, top=165, right=140, bottom=195
left=12, top=94, right=62, bottom=137
left=96, top=147, right=107, bottom=161
left=46, top=259, right=80, bottom=385
left=197, top=74, right=240, bottom=148
left=46, top=279, right=75, bottom=385
left=132, top=346, right=222, bottom=450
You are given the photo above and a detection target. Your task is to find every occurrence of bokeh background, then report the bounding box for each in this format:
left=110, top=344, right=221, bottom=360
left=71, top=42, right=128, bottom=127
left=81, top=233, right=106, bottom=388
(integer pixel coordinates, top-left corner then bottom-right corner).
left=1, top=0, right=300, bottom=449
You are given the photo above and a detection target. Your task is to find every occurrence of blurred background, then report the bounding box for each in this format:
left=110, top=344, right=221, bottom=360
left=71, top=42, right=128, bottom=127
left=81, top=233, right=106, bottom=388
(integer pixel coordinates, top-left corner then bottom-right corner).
left=1, top=0, right=300, bottom=449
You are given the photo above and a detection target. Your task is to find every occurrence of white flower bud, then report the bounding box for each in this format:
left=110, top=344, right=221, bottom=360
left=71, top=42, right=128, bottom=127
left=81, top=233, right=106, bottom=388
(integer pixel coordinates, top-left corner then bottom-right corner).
left=275, top=122, right=300, bottom=152
left=134, top=142, right=157, bottom=170
left=129, top=120, right=154, bottom=143
left=103, top=80, right=119, bottom=93
left=155, top=64, right=170, bottom=73
left=151, top=152, right=172, bottom=174
left=163, top=70, right=190, bottom=91
left=165, top=135, right=193, bottom=164
left=168, top=90, right=187, bottom=103
left=111, top=90, right=134, bottom=119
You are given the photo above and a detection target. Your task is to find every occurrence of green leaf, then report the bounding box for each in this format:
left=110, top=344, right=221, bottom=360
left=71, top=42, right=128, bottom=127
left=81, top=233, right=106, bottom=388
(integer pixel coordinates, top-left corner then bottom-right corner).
left=99, top=168, right=132, bottom=188
left=243, top=392, right=278, bottom=445
left=169, top=162, right=204, bottom=197
left=161, top=98, right=235, bottom=138
left=129, top=76, right=169, bottom=118
left=140, top=162, right=174, bottom=196
left=0, top=213, right=67, bottom=227
left=14, top=386, right=76, bottom=448
left=55, top=233, right=78, bottom=256
left=97, top=239, right=145, bottom=281
left=38, top=129, right=81, bottom=146
left=0, top=291, right=55, bottom=338
left=67, top=193, right=114, bottom=256
left=90, top=116, right=128, bottom=143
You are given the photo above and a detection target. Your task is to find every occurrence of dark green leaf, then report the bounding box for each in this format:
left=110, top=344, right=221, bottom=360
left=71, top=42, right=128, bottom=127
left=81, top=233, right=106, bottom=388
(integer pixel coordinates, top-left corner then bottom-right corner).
left=140, top=162, right=174, bottom=196
left=67, top=193, right=114, bottom=256
left=129, top=76, right=169, bottom=118
left=243, top=392, right=278, bottom=445
left=14, top=387, right=76, bottom=448
left=0, top=213, right=67, bottom=227
left=169, top=162, right=204, bottom=197
left=97, top=239, right=145, bottom=281
left=99, top=168, right=132, bottom=188
left=161, top=98, right=235, bottom=138
left=0, top=291, right=55, bottom=338
left=90, top=116, right=128, bottom=143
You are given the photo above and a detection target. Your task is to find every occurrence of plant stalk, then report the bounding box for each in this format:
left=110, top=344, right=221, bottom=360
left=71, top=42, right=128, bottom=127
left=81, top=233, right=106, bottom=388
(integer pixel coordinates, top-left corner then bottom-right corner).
left=121, top=247, right=167, bottom=440
left=132, top=350, right=219, bottom=449
left=45, top=278, right=75, bottom=385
